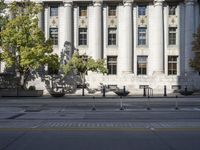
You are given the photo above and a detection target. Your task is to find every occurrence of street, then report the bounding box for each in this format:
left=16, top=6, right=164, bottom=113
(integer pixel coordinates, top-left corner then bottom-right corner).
left=1, top=129, right=200, bottom=150
left=0, top=96, right=200, bottom=150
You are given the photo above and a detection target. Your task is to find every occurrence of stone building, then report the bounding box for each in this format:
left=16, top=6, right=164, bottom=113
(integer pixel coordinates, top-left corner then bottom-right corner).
left=2, top=0, right=200, bottom=94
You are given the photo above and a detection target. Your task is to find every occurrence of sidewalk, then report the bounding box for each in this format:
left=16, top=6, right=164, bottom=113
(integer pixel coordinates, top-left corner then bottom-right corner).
left=1, top=92, right=200, bottom=102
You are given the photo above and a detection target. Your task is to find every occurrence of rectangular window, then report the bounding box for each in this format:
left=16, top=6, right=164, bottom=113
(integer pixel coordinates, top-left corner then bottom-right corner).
left=49, top=28, right=58, bottom=45
left=79, top=6, right=87, bottom=17
left=50, top=6, right=58, bottom=17
left=137, top=56, right=147, bottom=75
left=108, top=6, right=116, bottom=16
left=79, top=28, right=87, bottom=45
left=138, top=5, right=146, bottom=16
left=169, top=5, right=177, bottom=15
left=108, top=28, right=117, bottom=45
left=169, top=27, right=177, bottom=45
left=168, top=56, right=178, bottom=75
left=107, top=56, right=117, bottom=75
left=138, top=27, right=147, bottom=46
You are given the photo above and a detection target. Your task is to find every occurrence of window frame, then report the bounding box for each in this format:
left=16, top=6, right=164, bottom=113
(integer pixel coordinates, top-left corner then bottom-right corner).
left=107, top=56, right=117, bottom=75
left=78, top=28, right=87, bottom=46
left=108, top=6, right=117, bottom=16
left=168, top=56, right=178, bottom=75
left=79, top=6, right=87, bottom=17
left=138, top=27, right=147, bottom=46
left=168, top=27, right=177, bottom=45
left=49, top=28, right=58, bottom=45
left=138, top=5, right=147, bottom=16
left=50, top=6, right=58, bottom=17
left=137, top=56, right=148, bottom=75
left=169, top=5, right=177, bottom=16
left=108, top=28, right=117, bottom=46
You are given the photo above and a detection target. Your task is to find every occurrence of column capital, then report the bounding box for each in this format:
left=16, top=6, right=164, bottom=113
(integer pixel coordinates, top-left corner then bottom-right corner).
left=154, top=0, right=164, bottom=6
left=93, top=0, right=102, bottom=7
left=123, top=0, right=133, bottom=6
left=63, top=1, right=73, bottom=7
left=35, top=0, right=43, bottom=4
left=185, top=0, right=196, bottom=5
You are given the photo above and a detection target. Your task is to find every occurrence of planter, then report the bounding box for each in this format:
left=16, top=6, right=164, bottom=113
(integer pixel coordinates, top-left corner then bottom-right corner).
left=0, top=89, right=17, bottom=97
left=179, top=91, right=194, bottom=96
left=50, top=92, right=65, bottom=97
left=114, top=90, right=130, bottom=96
left=0, top=89, right=43, bottom=97
left=19, top=90, right=43, bottom=97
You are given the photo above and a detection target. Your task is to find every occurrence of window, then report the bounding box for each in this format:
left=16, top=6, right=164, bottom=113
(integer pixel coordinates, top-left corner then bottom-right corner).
left=138, top=27, right=147, bottom=46
left=50, top=6, right=58, bottom=17
left=79, top=6, right=87, bottom=17
left=168, top=56, right=178, bottom=75
left=108, top=28, right=117, bottom=45
left=169, top=5, right=177, bottom=15
left=107, top=56, right=117, bottom=75
left=138, top=5, right=146, bottom=16
left=79, top=28, right=87, bottom=45
left=49, top=28, right=58, bottom=45
left=108, top=6, right=116, bottom=16
left=169, top=27, right=177, bottom=45
left=137, top=56, right=147, bottom=75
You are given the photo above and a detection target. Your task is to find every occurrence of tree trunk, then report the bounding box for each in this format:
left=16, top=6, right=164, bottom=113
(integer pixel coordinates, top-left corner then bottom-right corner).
left=18, top=73, right=28, bottom=90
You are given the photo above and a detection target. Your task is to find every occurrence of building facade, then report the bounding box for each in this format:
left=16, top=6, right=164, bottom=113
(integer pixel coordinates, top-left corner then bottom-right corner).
left=2, top=0, right=200, bottom=94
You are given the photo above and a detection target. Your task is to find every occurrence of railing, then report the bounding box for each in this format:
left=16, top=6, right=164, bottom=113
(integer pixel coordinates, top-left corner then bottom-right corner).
left=147, top=87, right=153, bottom=97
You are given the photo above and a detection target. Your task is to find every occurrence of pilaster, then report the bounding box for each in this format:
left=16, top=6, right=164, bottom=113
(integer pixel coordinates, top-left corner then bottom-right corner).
left=149, top=0, right=164, bottom=75
left=44, top=4, right=49, bottom=40
left=36, top=2, right=44, bottom=31
left=184, top=0, right=195, bottom=73
left=89, top=1, right=103, bottom=59
left=58, top=1, right=73, bottom=57
left=118, top=1, right=133, bottom=74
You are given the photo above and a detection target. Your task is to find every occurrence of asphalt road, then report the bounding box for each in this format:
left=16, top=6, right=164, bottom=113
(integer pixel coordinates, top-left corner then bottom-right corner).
left=0, top=97, right=200, bottom=150
left=0, top=129, right=200, bottom=150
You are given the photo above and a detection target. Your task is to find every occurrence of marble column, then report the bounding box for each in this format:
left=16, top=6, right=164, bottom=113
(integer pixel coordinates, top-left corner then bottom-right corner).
left=44, top=4, right=49, bottom=40
left=58, top=2, right=73, bottom=57
left=185, top=0, right=195, bottom=73
left=73, top=6, right=78, bottom=48
left=36, top=2, right=44, bottom=31
left=149, top=0, right=164, bottom=75
left=88, top=1, right=102, bottom=59
left=118, top=1, right=133, bottom=74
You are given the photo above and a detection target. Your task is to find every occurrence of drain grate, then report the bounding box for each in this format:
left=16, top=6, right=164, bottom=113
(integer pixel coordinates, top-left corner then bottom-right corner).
left=7, top=113, right=25, bottom=119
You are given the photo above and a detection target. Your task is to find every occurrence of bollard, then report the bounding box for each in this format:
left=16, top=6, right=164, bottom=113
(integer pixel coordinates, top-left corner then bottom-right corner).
left=82, top=84, right=85, bottom=96
left=143, top=87, right=146, bottom=97
left=102, top=86, right=106, bottom=97
left=175, top=95, right=179, bottom=110
left=120, top=96, right=124, bottom=110
left=123, top=86, right=126, bottom=96
left=92, top=96, right=96, bottom=111
left=147, top=96, right=151, bottom=110
left=164, top=85, right=167, bottom=97
left=184, top=86, right=187, bottom=95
